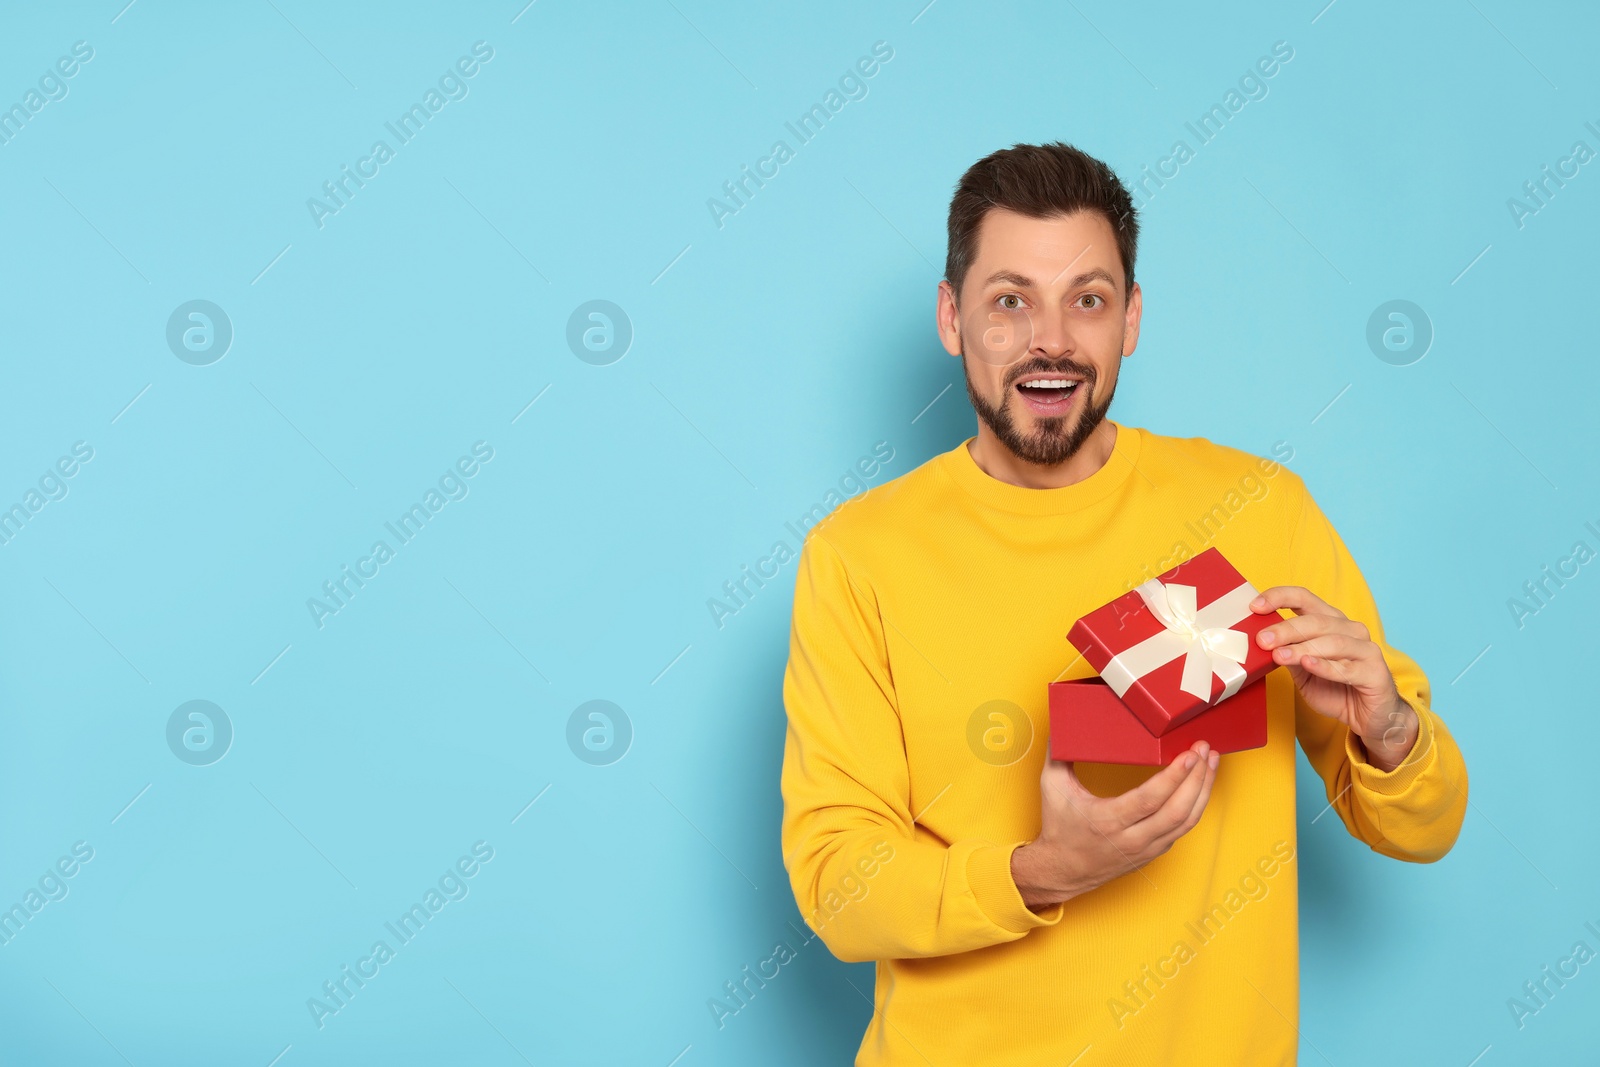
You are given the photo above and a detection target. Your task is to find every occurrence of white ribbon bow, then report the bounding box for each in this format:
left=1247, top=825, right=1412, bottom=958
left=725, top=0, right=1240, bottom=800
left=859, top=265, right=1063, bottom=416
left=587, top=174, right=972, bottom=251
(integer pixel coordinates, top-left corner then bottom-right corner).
left=1100, top=578, right=1259, bottom=706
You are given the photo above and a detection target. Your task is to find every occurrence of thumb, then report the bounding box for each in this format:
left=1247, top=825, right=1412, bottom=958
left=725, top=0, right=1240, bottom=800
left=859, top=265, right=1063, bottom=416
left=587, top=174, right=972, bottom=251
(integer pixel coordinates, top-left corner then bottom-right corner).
left=1041, top=757, right=1087, bottom=804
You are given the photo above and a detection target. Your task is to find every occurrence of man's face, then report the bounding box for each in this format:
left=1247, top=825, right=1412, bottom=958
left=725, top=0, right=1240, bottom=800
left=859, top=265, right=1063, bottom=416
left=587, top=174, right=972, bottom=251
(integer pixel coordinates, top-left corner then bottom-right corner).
left=936, top=208, right=1142, bottom=466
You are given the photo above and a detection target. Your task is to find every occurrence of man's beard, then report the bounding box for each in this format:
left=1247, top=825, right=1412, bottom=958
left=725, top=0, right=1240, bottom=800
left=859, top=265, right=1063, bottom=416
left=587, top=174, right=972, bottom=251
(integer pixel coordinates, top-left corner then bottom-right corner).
left=962, top=346, right=1118, bottom=467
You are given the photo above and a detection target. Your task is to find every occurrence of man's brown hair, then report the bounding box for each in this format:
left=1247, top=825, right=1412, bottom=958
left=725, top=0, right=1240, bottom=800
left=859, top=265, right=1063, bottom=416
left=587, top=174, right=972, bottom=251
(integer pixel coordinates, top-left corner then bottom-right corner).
left=945, top=141, right=1139, bottom=303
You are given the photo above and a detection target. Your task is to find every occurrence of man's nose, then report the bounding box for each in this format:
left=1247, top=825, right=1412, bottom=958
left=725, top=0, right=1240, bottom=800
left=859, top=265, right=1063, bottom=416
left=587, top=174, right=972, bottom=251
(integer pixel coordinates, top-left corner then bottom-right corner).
left=1028, top=304, right=1074, bottom=358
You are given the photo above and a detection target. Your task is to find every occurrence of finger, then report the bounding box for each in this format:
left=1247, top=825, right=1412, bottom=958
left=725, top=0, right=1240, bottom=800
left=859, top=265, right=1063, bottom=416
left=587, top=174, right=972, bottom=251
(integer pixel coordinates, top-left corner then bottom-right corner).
left=1105, top=743, right=1207, bottom=825
left=1042, top=755, right=1087, bottom=789
left=1150, top=749, right=1220, bottom=850
left=1041, top=757, right=1088, bottom=807
left=1183, top=749, right=1220, bottom=831
left=1293, top=648, right=1386, bottom=689
left=1257, top=614, right=1368, bottom=651
left=1271, top=634, right=1378, bottom=674
left=1250, top=585, right=1345, bottom=620
left=1130, top=743, right=1212, bottom=840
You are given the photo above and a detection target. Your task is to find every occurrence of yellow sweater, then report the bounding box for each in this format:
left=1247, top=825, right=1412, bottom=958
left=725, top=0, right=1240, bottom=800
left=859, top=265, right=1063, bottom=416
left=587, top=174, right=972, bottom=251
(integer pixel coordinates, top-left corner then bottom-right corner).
left=780, top=424, right=1468, bottom=1066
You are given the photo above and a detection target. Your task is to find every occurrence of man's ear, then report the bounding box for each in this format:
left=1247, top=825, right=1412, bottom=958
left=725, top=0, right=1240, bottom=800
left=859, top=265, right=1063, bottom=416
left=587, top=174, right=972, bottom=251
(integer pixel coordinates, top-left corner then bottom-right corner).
left=936, top=279, right=963, bottom=357
left=1121, top=281, right=1143, bottom=358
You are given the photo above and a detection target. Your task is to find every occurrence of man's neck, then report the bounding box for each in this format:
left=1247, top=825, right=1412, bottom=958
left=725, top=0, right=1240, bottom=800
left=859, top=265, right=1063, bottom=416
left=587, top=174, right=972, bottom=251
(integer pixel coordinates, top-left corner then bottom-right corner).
left=967, top=420, right=1118, bottom=490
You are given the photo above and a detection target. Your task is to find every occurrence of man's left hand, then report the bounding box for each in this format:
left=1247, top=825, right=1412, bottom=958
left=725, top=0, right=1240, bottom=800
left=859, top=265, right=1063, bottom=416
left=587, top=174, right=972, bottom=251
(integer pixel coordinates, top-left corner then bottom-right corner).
left=1249, top=585, right=1419, bottom=772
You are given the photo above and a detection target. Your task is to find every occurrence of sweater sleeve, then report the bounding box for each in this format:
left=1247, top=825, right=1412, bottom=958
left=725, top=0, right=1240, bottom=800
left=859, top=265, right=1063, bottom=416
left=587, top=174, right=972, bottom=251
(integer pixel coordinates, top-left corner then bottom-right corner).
left=780, top=532, right=1063, bottom=963
left=1286, top=478, right=1468, bottom=862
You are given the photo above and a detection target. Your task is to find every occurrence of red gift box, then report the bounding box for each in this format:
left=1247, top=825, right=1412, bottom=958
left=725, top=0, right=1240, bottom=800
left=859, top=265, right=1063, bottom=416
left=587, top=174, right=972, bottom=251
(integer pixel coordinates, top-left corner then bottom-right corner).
left=1067, top=547, right=1280, bottom=736
left=1049, top=676, right=1268, bottom=765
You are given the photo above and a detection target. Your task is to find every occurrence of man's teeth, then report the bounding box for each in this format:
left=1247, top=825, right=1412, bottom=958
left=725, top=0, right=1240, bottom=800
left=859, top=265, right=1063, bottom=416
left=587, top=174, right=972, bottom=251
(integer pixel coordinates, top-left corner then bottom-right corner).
left=1020, top=379, right=1078, bottom=389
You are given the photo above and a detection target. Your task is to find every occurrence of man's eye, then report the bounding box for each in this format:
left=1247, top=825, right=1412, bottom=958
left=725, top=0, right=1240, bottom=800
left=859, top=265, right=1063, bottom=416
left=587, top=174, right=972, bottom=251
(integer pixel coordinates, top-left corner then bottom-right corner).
left=998, top=295, right=1023, bottom=310
left=1080, top=294, right=1103, bottom=309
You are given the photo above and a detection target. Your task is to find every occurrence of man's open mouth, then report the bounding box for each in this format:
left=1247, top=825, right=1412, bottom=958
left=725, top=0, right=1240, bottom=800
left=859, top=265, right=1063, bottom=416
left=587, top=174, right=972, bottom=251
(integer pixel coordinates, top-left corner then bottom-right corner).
left=1014, top=375, right=1084, bottom=413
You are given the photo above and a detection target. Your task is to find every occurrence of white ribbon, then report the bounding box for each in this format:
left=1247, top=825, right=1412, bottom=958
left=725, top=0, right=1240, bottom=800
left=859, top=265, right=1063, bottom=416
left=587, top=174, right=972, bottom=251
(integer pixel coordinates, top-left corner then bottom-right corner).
left=1099, top=578, right=1260, bottom=707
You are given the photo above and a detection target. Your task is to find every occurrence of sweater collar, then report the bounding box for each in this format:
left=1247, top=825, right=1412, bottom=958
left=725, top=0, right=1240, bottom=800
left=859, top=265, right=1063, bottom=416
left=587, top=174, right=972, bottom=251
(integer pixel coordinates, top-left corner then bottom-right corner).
left=940, top=422, right=1144, bottom=516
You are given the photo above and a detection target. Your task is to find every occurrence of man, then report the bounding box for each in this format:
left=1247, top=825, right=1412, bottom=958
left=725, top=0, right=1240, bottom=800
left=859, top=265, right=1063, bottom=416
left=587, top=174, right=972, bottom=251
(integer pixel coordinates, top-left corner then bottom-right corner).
left=779, top=142, right=1467, bottom=1065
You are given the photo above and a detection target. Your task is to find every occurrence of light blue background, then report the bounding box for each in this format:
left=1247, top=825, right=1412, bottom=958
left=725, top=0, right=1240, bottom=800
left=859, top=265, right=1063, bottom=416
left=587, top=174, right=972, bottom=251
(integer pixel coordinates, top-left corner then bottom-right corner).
left=1, top=1, right=1595, bottom=1063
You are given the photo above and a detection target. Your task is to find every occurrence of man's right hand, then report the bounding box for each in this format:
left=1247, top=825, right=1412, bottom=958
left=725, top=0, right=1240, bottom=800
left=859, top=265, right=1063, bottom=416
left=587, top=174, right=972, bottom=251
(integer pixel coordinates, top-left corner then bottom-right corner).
left=1009, top=742, right=1220, bottom=909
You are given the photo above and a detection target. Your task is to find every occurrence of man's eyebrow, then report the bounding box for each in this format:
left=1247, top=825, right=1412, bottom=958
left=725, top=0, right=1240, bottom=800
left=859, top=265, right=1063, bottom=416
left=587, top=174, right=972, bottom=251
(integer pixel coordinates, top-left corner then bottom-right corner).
left=982, top=269, right=1036, bottom=289
left=981, top=267, right=1117, bottom=289
left=1060, top=267, right=1117, bottom=289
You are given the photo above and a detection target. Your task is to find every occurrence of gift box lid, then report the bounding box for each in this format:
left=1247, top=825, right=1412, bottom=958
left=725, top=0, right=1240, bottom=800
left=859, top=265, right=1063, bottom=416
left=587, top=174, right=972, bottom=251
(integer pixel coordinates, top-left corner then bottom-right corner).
left=1066, top=547, right=1280, bottom=736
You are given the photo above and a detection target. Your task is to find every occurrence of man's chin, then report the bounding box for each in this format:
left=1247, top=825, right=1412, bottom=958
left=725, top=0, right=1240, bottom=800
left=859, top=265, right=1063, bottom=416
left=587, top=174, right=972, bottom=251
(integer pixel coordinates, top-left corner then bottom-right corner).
left=1011, top=425, right=1091, bottom=466
left=1000, top=405, right=1110, bottom=466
